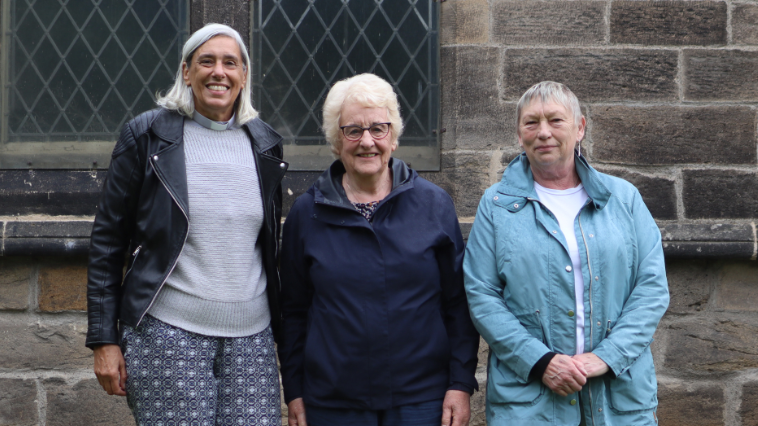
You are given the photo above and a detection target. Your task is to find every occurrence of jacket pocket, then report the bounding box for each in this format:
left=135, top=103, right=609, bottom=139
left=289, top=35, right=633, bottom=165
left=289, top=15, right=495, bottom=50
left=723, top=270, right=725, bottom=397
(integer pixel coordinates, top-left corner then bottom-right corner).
left=487, top=356, right=546, bottom=405
left=607, top=348, right=658, bottom=413
left=123, top=245, right=142, bottom=282
left=487, top=310, right=547, bottom=405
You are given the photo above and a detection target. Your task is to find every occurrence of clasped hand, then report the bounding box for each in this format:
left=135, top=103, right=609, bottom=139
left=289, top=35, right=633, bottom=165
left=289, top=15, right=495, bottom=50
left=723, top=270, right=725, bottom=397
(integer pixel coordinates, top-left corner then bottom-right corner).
left=542, top=353, right=608, bottom=397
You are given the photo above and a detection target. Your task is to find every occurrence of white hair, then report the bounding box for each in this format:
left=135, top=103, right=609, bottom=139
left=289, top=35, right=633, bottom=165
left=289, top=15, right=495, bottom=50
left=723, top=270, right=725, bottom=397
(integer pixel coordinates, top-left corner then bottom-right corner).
left=156, top=23, right=258, bottom=124
left=322, top=73, right=404, bottom=158
left=516, top=81, right=582, bottom=132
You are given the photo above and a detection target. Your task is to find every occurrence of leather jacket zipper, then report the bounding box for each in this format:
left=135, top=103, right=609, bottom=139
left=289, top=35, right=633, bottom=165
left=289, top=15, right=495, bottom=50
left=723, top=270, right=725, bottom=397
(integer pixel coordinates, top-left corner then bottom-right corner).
left=137, top=159, right=190, bottom=326
left=123, top=245, right=142, bottom=280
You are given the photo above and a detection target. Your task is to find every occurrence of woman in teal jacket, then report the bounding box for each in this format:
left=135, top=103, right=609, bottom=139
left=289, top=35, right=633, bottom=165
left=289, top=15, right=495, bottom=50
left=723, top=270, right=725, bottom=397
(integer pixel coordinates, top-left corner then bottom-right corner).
left=463, top=81, right=669, bottom=426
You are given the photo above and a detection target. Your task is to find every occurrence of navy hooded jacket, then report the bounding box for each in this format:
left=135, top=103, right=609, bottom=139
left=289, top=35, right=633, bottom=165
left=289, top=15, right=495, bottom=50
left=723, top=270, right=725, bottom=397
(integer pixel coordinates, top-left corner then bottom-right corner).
left=278, top=158, right=479, bottom=410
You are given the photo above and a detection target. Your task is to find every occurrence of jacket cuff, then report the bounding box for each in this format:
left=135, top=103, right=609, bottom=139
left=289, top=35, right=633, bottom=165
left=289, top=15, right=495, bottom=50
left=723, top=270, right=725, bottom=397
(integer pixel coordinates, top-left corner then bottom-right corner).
left=592, top=341, right=630, bottom=378
left=528, top=352, right=557, bottom=381
left=448, top=382, right=475, bottom=395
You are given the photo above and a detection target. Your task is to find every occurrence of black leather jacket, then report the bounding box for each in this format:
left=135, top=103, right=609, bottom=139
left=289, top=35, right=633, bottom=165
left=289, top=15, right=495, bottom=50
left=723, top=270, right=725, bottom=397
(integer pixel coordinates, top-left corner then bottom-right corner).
left=86, top=109, right=288, bottom=348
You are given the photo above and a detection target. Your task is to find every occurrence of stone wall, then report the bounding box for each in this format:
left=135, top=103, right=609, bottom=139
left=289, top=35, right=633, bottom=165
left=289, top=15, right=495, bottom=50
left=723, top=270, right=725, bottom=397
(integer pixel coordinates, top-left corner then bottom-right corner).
left=438, top=1, right=758, bottom=425
left=1, top=1, right=758, bottom=425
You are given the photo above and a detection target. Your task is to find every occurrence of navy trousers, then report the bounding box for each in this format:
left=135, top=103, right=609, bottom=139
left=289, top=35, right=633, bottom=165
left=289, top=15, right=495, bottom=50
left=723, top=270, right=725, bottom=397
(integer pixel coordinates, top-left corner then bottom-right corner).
left=304, top=398, right=445, bottom=426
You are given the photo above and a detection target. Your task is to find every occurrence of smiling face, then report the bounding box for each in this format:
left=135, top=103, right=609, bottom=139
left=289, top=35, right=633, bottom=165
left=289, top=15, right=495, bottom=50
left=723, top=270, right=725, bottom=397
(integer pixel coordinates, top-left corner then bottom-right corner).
left=518, top=99, right=585, bottom=177
left=182, top=36, right=246, bottom=121
left=337, top=102, right=397, bottom=181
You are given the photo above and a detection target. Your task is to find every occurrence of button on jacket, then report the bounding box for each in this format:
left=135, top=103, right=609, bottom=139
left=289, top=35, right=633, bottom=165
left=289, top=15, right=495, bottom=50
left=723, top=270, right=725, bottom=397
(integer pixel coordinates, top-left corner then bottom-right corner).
left=464, top=153, right=669, bottom=426
left=86, top=109, right=287, bottom=348
left=278, top=158, right=480, bottom=410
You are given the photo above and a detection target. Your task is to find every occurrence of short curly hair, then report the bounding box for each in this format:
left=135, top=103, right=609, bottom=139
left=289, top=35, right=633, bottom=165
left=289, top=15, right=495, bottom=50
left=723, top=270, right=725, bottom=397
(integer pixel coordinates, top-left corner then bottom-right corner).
left=322, top=73, right=404, bottom=158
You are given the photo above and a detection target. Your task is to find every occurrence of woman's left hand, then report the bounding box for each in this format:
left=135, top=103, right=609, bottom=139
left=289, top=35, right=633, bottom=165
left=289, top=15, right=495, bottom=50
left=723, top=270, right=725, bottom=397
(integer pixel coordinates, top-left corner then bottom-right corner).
left=572, top=353, right=609, bottom=378
left=442, top=389, right=471, bottom=426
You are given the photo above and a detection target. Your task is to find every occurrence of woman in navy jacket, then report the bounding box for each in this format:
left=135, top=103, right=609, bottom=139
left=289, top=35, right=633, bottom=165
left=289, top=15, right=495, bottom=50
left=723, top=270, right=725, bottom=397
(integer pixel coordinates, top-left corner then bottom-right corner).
left=279, top=73, right=480, bottom=426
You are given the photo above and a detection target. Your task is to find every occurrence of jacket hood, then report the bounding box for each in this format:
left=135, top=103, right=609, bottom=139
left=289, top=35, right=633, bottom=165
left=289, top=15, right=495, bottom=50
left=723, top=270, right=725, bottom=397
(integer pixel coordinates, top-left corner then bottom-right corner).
left=497, top=152, right=611, bottom=210
left=311, top=157, right=415, bottom=208
left=150, top=109, right=283, bottom=152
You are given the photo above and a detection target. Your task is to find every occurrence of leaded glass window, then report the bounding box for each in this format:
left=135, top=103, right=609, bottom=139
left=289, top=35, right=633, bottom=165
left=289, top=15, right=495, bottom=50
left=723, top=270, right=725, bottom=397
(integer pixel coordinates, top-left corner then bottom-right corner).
left=253, top=0, right=440, bottom=171
left=0, top=0, right=189, bottom=168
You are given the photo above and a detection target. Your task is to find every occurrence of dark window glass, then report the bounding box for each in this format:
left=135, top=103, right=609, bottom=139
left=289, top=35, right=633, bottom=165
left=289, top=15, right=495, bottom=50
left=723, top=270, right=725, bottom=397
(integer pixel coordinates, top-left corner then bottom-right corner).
left=0, top=0, right=188, bottom=168
left=253, top=0, right=440, bottom=171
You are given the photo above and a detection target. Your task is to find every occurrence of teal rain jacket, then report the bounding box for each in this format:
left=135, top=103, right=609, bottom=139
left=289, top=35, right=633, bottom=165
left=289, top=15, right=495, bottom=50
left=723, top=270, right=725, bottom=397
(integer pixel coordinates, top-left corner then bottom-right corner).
left=464, top=153, right=669, bottom=426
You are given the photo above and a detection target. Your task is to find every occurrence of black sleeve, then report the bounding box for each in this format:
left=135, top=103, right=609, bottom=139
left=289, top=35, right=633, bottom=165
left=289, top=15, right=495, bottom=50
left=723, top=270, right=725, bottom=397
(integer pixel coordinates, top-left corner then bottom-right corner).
left=529, top=352, right=557, bottom=381
left=86, top=121, right=144, bottom=349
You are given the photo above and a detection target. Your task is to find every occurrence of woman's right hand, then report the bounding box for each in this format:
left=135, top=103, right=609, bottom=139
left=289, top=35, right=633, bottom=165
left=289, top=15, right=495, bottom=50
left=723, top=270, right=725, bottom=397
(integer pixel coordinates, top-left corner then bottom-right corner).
left=287, top=398, right=308, bottom=426
left=542, top=354, right=587, bottom=397
left=93, top=344, right=127, bottom=396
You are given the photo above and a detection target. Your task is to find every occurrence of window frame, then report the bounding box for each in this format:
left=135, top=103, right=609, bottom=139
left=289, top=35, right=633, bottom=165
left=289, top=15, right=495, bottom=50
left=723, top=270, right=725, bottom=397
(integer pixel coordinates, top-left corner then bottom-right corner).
left=251, top=0, right=441, bottom=171
left=0, top=0, right=189, bottom=169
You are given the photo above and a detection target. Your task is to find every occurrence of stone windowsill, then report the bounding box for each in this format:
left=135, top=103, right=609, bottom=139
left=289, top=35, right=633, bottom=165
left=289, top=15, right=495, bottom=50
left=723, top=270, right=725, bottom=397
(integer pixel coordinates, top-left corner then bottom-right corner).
left=1, top=216, right=756, bottom=260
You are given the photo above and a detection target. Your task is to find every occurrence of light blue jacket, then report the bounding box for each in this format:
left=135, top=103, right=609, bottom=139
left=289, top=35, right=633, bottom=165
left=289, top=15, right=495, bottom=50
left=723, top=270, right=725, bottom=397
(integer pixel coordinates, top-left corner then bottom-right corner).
left=464, top=153, right=669, bottom=426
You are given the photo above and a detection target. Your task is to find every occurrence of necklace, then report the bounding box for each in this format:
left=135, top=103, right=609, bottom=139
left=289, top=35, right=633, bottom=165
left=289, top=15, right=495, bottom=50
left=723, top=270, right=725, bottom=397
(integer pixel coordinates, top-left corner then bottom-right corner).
left=343, top=174, right=391, bottom=204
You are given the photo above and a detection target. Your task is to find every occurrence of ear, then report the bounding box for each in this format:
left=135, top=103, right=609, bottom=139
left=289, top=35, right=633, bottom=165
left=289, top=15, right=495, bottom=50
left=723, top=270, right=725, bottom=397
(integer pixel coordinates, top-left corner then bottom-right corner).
left=182, top=62, right=191, bottom=86
left=576, top=115, right=586, bottom=142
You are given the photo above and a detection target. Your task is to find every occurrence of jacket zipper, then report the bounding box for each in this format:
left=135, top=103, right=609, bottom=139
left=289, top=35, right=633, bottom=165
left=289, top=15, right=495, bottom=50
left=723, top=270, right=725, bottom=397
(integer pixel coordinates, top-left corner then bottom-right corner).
left=123, top=245, right=142, bottom=280
left=577, top=205, right=596, bottom=426
left=137, top=160, right=190, bottom=326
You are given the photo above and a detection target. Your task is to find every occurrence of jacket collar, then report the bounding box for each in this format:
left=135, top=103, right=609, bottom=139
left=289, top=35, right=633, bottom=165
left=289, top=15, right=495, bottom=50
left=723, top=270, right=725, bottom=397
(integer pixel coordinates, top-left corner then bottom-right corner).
left=151, top=109, right=282, bottom=152
left=312, top=157, right=415, bottom=209
left=497, top=152, right=611, bottom=210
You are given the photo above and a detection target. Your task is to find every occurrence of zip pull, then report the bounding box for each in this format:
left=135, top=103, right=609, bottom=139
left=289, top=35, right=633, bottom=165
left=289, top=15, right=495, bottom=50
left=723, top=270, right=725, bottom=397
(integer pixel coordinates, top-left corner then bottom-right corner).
left=132, top=245, right=142, bottom=257
left=606, top=320, right=612, bottom=336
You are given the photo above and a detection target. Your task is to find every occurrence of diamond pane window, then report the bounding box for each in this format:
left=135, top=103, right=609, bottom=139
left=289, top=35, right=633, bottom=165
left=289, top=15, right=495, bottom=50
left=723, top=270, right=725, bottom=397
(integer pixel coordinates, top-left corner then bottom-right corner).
left=0, top=0, right=189, bottom=168
left=253, top=0, right=440, bottom=171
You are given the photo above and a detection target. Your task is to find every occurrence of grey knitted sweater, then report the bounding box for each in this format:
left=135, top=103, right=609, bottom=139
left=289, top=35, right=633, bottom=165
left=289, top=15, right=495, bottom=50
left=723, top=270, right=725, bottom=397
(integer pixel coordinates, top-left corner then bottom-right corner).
left=147, top=118, right=270, bottom=337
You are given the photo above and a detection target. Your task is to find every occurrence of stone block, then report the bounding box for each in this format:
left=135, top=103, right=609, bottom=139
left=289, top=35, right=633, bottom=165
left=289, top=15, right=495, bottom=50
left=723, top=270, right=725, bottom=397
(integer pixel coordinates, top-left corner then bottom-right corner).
left=594, top=168, right=676, bottom=219
left=733, top=4, right=758, bottom=45
left=0, top=319, right=92, bottom=370
left=503, top=49, right=678, bottom=102
left=44, top=378, right=135, bottom=426
left=0, top=378, right=38, bottom=426
left=441, top=46, right=511, bottom=151
left=441, top=0, right=489, bottom=45
left=684, top=49, right=758, bottom=101
left=420, top=151, right=492, bottom=217
left=38, top=257, right=88, bottom=312
left=660, top=222, right=756, bottom=258
left=0, top=257, right=31, bottom=310
left=664, top=316, right=758, bottom=373
left=3, top=220, right=94, bottom=256
left=741, top=382, right=758, bottom=425
left=591, top=106, right=756, bottom=165
left=492, top=1, right=605, bottom=46
left=683, top=169, right=758, bottom=219
left=610, top=1, right=727, bottom=46
left=664, top=259, right=718, bottom=314
left=0, top=170, right=104, bottom=216
left=714, top=262, right=758, bottom=312
left=656, top=382, right=724, bottom=426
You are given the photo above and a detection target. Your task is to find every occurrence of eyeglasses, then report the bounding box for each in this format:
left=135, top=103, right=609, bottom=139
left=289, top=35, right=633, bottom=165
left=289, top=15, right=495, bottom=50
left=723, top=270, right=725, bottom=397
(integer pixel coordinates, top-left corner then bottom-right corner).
left=340, top=123, right=391, bottom=141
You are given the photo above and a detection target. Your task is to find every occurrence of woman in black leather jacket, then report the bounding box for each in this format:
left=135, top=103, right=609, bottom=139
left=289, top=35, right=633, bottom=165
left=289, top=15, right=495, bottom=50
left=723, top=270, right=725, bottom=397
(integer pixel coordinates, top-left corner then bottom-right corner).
left=86, top=23, right=287, bottom=425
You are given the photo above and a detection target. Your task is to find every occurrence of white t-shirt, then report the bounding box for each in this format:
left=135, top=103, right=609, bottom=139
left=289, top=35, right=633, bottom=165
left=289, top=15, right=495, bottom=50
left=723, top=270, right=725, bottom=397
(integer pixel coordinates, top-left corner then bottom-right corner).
left=534, top=181, right=589, bottom=355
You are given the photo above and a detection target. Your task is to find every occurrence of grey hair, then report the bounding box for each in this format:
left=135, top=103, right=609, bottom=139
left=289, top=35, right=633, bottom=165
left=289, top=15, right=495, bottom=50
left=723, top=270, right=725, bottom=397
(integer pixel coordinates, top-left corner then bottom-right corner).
left=516, top=81, right=582, bottom=132
left=156, top=23, right=258, bottom=124
left=322, top=73, right=404, bottom=158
